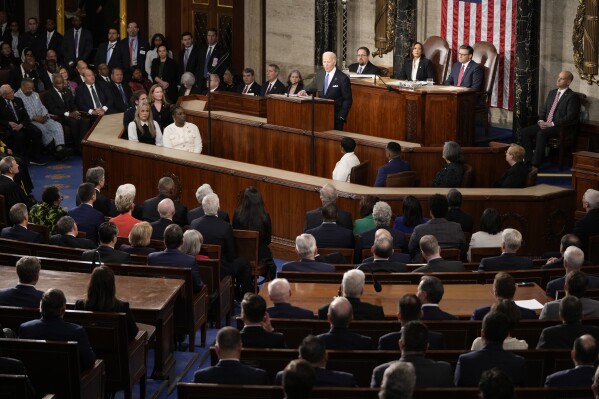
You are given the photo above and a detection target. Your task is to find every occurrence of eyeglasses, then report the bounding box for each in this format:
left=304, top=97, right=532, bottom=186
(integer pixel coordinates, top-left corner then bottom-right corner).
left=458, top=52, right=470, bottom=57
left=356, top=54, right=368, bottom=57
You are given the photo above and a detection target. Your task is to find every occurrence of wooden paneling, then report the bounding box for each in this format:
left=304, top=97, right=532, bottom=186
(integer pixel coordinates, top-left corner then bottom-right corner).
left=266, top=95, right=334, bottom=132
left=572, top=151, right=599, bottom=219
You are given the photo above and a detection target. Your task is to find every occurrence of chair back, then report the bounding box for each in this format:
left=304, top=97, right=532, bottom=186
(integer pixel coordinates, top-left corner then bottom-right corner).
left=349, top=161, right=370, bottom=185
left=472, top=41, right=498, bottom=100
left=200, top=243, right=221, bottom=260
left=385, top=170, right=418, bottom=187
left=423, top=36, right=450, bottom=84
left=27, top=223, right=49, bottom=242
left=0, top=69, right=11, bottom=86
left=440, top=247, right=461, bottom=261
left=470, top=247, right=502, bottom=263
left=526, top=167, right=538, bottom=187
left=317, top=247, right=355, bottom=264
left=461, top=163, right=473, bottom=187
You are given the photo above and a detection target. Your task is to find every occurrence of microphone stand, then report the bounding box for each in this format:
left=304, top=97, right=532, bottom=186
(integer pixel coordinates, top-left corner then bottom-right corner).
left=310, top=91, right=315, bottom=176
left=368, top=264, right=382, bottom=293
left=376, top=74, right=401, bottom=94
left=206, top=52, right=230, bottom=156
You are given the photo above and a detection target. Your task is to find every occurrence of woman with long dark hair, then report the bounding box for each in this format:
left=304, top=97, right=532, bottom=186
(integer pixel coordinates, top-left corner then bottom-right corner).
left=393, top=195, right=429, bottom=234
left=467, top=208, right=503, bottom=261
left=75, top=266, right=139, bottom=340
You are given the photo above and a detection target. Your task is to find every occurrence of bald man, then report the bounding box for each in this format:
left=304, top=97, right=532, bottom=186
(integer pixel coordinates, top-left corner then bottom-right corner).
left=545, top=334, right=598, bottom=387
left=317, top=296, right=373, bottom=349
left=151, top=198, right=176, bottom=240
left=267, top=278, right=315, bottom=319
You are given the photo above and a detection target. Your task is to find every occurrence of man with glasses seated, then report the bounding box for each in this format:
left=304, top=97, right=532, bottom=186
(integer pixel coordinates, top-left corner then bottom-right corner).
left=445, top=44, right=483, bottom=90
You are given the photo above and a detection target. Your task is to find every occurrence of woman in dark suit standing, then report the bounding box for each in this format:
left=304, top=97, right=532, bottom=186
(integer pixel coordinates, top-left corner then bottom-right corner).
left=151, top=44, right=178, bottom=104
left=398, top=41, right=435, bottom=82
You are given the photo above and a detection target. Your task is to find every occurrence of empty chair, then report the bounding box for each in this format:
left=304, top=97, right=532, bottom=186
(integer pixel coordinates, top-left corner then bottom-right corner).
left=423, top=36, right=451, bottom=84
left=349, top=161, right=370, bottom=185
left=472, top=42, right=499, bottom=136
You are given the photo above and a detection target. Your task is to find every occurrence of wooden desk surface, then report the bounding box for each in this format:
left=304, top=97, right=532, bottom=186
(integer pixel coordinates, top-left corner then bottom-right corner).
left=259, top=282, right=548, bottom=318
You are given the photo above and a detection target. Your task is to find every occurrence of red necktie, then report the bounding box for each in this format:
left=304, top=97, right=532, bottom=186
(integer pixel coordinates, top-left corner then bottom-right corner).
left=243, top=85, right=249, bottom=94
left=457, top=64, right=465, bottom=87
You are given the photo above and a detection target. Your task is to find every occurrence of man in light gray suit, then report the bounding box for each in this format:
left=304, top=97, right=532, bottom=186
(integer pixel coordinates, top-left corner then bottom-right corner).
left=540, top=270, right=599, bottom=320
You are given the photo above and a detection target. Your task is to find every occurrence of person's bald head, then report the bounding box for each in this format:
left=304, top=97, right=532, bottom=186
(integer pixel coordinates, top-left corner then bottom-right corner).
left=328, top=296, right=353, bottom=328
left=157, top=198, right=175, bottom=219
left=573, top=334, right=598, bottom=366
left=374, top=228, right=392, bottom=240
left=319, top=183, right=337, bottom=205
left=268, top=278, right=292, bottom=304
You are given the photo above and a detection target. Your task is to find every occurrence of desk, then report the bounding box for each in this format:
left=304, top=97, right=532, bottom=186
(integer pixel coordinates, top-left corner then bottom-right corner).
left=0, top=266, right=183, bottom=380
left=259, top=282, right=548, bottom=319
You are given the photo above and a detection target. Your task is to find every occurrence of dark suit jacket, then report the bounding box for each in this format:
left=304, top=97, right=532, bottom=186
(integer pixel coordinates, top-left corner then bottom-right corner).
left=151, top=57, right=178, bottom=103
left=187, top=207, right=229, bottom=224
left=445, top=60, right=483, bottom=90
left=539, top=88, right=581, bottom=127
left=178, top=45, right=201, bottom=79
left=119, top=244, right=158, bottom=256
left=94, top=41, right=125, bottom=70
left=118, top=36, right=151, bottom=69
left=374, top=158, right=411, bottom=187
left=542, top=257, right=565, bottom=270
left=235, top=81, right=262, bottom=96
left=546, top=275, right=599, bottom=299
left=357, top=226, right=405, bottom=254
left=573, top=208, right=599, bottom=255
left=148, top=248, right=204, bottom=292
left=275, top=366, right=357, bottom=387
left=545, top=365, right=596, bottom=387
left=150, top=217, right=173, bottom=240
left=536, top=322, right=599, bottom=349
left=371, top=354, right=454, bottom=388
left=306, top=223, right=354, bottom=249
left=0, top=225, right=43, bottom=243
left=0, top=174, right=32, bottom=222
left=107, top=82, right=132, bottom=113
left=82, top=245, right=131, bottom=265
left=281, top=259, right=335, bottom=272
left=194, top=359, right=268, bottom=385
left=454, top=342, right=527, bottom=387
left=317, top=327, right=372, bottom=349
left=259, top=79, right=287, bottom=96
left=0, top=96, right=35, bottom=132
left=304, top=207, right=353, bottom=231
left=49, top=233, right=96, bottom=249
left=189, top=215, right=236, bottom=262
left=74, top=81, right=115, bottom=114
left=304, top=67, right=352, bottom=122
left=0, top=284, right=44, bottom=308
left=177, top=85, right=202, bottom=97
left=421, top=305, right=458, bottom=320
left=445, top=208, right=473, bottom=233
left=378, top=329, right=446, bottom=351
left=196, top=43, right=230, bottom=80
left=397, top=57, right=435, bottom=81
left=62, top=28, right=93, bottom=64
left=494, top=162, right=528, bottom=188
left=44, top=87, right=78, bottom=117
left=471, top=304, right=538, bottom=320
left=37, top=31, right=63, bottom=61
left=412, top=258, right=465, bottom=273
left=348, top=61, right=382, bottom=75
left=318, top=297, right=385, bottom=320
left=408, top=218, right=467, bottom=257
left=141, top=194, right=187, bottom=227
left=362, top=252, right=412, bottom=264
left=478, top=253, right=534, bottom=271
left=357, top=259, right=407, bottom=273
left=240, top=325, right=286, bottom=348
left=19, top=315, right=96, bottom=370
left=68, top=204, right=104, bottom=244
left=267, top=303, right=315, bottom=319
left=10, top=65, right=44, bottom=92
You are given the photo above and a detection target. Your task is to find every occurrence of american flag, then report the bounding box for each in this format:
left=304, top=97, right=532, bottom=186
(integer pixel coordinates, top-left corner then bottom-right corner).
left=441, top=0, right=516, bottom=110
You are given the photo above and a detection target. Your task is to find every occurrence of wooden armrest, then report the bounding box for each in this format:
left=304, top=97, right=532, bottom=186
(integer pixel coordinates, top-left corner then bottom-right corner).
left=80, top=359, right=105, bottom=399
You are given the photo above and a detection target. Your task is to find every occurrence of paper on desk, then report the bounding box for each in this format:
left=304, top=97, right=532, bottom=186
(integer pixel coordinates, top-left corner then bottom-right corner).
left=514, top=299, right=544, bottom=310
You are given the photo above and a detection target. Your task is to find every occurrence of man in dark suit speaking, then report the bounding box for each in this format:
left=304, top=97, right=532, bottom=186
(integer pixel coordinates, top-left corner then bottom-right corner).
left=520, top=70, right=581, bottom=167
left=299, top=51, right=352, bottom=130
left=445, top=44, right=483, bottom=90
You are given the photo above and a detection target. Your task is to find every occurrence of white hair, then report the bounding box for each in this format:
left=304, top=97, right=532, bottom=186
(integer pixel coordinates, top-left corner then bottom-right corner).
left=202, top=193, right=220, bottom=216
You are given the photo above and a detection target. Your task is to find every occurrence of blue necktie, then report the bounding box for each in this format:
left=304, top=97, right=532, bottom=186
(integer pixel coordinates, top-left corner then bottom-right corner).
left=6, top=100, right=17, bottom=121
left=204, top=46, right=213, bottom=77
left=324, top=73, right=329, bottom=96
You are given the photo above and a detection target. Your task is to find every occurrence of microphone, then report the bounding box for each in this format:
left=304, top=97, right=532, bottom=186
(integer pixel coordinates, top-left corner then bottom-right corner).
left=368, top=264, right=382, bottom=293
left=375, top=74, right=400, bottom=93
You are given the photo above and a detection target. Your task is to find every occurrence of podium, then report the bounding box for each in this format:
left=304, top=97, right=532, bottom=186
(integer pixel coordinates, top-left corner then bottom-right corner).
left=266, top=94, right=334, bottom=131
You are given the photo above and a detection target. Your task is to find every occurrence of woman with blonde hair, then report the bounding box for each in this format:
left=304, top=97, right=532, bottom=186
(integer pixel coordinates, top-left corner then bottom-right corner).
left=119, top=221, right=157, bottom=255
left=148, top=84, right=173, bottom=130
left=127, top=102, right=163, bottom=145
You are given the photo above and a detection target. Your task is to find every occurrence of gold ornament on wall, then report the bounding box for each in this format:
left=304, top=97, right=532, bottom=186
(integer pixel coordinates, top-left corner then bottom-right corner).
left=373, top=0, right=396, bottom=57
left=573, top=0, right=599, bottom=85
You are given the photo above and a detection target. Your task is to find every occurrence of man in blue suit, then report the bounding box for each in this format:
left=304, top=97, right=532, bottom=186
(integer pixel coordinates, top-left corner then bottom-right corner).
left=306, top=204, right=354, bottom=249
left=194, top=326, right=267, bottom=384
left=374, top=142, right=410, bottom=187
left=299, top=51, right=352, bottom=130
left=0, top=203, right=43, bottom=243
left=0, top=256, right=44, bottom=308
left=82, top=222, right=131, bottom=265
left=240, top=293, right=286, bottom=348
left=417, top=275, right=458, bottom=320
left=69, top=183, right=105, bottom=244
left=148, top=224, right=203, bottom=292
left=445, top=44, right=483, bottom=90
left=118, top=21, right=150, bottom=76
left=317, top=296, right=373, bottom=349
left=267, top=278, right=315, bottom=319
left=478, top=228, right=533, bottom=272
left=281, top=234, right=335, bottom=273
left=545, top=334, right=598, bottom=387
left=19, top=288, right=96, bottom=370
left=471, top=272, right=537, bottom=320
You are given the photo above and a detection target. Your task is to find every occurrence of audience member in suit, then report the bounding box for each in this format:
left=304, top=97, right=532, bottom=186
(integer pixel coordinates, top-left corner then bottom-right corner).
left=150, top=198, right=175, bottom=240
left=431, top=141, right=464, bottom=188
left=348, top=46, right=382, bottom=75
left=10, top=58, right=44, bottom=92
left=275, top=335, right=357, bottom=387
left=236, top=67, right=262, bottom=95
left=240, top=293, right=286, bottom=348
left=75, top=166, right=113, bottom=217
left=178, top=32, right=200, bottom=81
left=445, top=44, right=483, bottom=90
left=118, top=221, right=158, bottom=256
left=478, top=369, right=515, bottom=399
left=61, top=16, right=93, bottom=66
left=82, top=222, right=131, bottom=264
left=194, top=326, right=267, bottom=384
left=540, top=271, right=599, bottom=320
left=49, top=215, right=96, bottom=249
left=0, top=157, right=34, bottom=223
left=372, top=321, right=453, bottom=388
left=147, top=224, right=204, bottom=292
left=2, top=20, right=24, bottom=58
left=408, top=194, right=466, bottom=259
left=546, top=246, right=599, bottom=299
left=178, top=71, right=202, bottom=97
left=471, top=272, right=538, bottom=320
left=196, top=28, right=230, bottom=87
left=542, top=234, right=583, bottom=269
left=69, top=183, right=105, bottom=244
left=573, top=188, right=599, bottom=255
left=470, top=299, right=529, bottom=351
left=306, top=204, right=354, bottom=249
left=189, top=193, right=252, bottom=295
left=19, top=288, right=96, bottom=370
left=200, top=73, right=222, bottom=95
left=94, top=27, right=124, bottom=70
left=0, top=42, right=20, bottom=69
left=317, top=296, right=373, bottom=349
left=412, top=235, right=465, bottom=273
left=397, top=41, right=435, bottom=81
left=187, top=183, right=230, bottom=224
left=299, top=51, right=352, bottom=131
left=0, top=85, right=44, bottom=164
left=418, top=275, right=458, bottom=320
left=478, top=229, right=533, bottom=271
left=1, top=203, right=43, bottom=243
left=95, top=63, right=112, bottom=86
left=281, top=233, right=336, bottom=273
left=107, top=67, right=132, bottom=113
left=141, top=176, right=188, bottom=226
left=266, top=278, right=315, bottom=319
left=0, top=256, right=44, bottom=308
left=378, top=294, right=446, bottom=351
left=151, top=45, right=178, bottom=103
left=357, top=232, right=407, bottom=273
left=357, top=202, right=406, bottom=257
left=454, top=312, right=526, bottom=387
left=445, top=188, right=473, bottom=233
left=304, top=183, right=353, bottom=231
left=259, top=64, right=287, bottom=96
left=545, top=334, right=598, bottom=387
left=118, top=21, right=150, bottom=74
left=494, top=144, right=529, bottom=188
left=520, top=71, right=581, bottom=167
left=75, top=68, right=115, bottom=124
left=318, top=269, right=385, bottom=320
left=538, top=296, right=599, bottom=349
left=374, top=141, right=411, bottom=187
left=286, top=69, right=304, bottom=95
left=38, top=58, right=59, bottom=92
left=283, top=359, right=316, bottom=399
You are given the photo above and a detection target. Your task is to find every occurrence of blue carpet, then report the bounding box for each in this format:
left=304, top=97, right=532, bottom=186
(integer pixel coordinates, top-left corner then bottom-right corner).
left=29, top=154, right=82, bottom=209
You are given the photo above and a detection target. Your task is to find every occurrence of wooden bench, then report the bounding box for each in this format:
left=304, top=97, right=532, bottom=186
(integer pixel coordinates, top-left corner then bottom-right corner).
left=0, top=374, right=55, bottom=399
left=198, top=258, right=234, bottom=328
left=177, top=383, right=593, bottom=399
left=0, top=338, right=105, bottom=399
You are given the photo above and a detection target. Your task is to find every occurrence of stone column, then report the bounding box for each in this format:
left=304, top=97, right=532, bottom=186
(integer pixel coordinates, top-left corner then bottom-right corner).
left=393, top=0, right=417, bottom=78
left=315, top=0, right=337, bottom=66
left=513, top=0, right=541, bottom=142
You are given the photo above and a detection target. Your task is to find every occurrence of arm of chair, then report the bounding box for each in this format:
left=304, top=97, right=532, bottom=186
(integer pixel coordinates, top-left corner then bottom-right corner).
left=80, top=359, right=105, bottom=399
